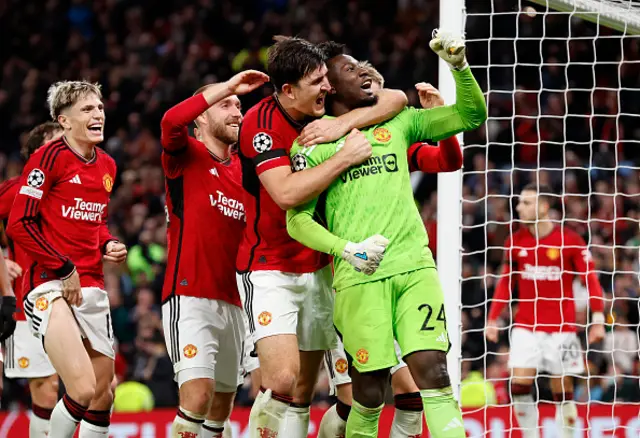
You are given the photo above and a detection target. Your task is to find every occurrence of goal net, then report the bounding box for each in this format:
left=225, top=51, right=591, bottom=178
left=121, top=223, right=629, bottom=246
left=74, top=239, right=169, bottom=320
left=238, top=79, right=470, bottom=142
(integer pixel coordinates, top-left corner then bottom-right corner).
left=457, top=0, right=640, bottom=436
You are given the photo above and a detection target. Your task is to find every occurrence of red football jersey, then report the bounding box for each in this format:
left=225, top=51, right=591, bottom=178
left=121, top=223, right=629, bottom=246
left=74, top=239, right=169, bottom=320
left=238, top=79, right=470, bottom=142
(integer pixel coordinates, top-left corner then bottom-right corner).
left=7, top=137, right=117, bottom=291
left=160, top=93, right=244, bottom=307
left=489, top=226, right=604, bottom=332
left=0, top=177, right=27, bottom=320
left=237, top=95, right=329, bottom=274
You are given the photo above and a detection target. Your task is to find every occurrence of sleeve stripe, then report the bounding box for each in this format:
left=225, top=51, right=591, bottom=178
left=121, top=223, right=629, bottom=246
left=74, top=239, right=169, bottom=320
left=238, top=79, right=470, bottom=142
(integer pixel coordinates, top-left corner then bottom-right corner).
left=23, top=220, right=67, bottom=262
left=266, top=103, right=276, bottom=130
left=0, top=178, right=19, bottom=198
left=257, top=102, right=265, bottom=129
left=40, top=141, right=65, bottom=170
left=23, top=198, right=67, bottom=260
left=252, top=149, right=287, bottom=166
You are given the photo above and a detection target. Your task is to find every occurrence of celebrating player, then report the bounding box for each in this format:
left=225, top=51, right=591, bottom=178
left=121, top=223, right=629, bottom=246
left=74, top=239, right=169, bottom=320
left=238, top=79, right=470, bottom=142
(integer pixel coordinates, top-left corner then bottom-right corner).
left=0, top=121, right=64, bottom=437
left=7, top=81, right=127, bottom=438
left=160, top=69, right=268, bottom=438
left=237, top=36, right=409, bottom=437
left=318, top=53, right=464, bottom=438
left=287, top=30, right=486, bottom=438
left=485, top=183, right=605, bottom=438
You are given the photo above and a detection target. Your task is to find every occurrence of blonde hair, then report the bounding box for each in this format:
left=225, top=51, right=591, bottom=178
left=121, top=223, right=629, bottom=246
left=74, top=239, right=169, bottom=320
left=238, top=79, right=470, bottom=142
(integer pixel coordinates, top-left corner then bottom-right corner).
left=357, top=61, right=384, bottom=88
left=47, top=80, right=102, bottom=120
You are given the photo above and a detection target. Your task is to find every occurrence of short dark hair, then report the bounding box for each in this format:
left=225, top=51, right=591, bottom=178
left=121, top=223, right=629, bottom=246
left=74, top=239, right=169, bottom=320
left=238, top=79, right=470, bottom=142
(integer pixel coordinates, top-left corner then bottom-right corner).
left=318, top=41, right=346, bottom=60
left=22, top=122, right=62, bottom=159
left=267, top=36, right=327, bottom=91
left=522, top=182, right=553, bottom=204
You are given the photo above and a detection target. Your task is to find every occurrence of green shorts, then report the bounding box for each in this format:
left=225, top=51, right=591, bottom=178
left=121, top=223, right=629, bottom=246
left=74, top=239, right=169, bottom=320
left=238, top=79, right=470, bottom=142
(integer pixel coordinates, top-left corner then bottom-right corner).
left=333, top=267, right=450, bottom=373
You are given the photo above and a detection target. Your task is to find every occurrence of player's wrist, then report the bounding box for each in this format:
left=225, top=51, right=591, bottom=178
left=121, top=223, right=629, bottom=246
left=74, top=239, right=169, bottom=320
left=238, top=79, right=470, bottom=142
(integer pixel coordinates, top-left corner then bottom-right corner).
left=56, top=261, right=76, bottom=280
left=592, top=312, right=605, bottom=324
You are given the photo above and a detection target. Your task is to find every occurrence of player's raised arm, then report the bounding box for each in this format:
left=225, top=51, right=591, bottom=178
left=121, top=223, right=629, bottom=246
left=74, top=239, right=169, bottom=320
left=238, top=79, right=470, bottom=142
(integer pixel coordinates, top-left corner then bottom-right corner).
left=568, top=231, right=605, bottom=343
left=298, top=88, right=408, bottom=147
left=161, top=70, right=269, bottom=154
left=399, top=30, right=487, bottom=144
left=7, top=151, right=75, bottom=279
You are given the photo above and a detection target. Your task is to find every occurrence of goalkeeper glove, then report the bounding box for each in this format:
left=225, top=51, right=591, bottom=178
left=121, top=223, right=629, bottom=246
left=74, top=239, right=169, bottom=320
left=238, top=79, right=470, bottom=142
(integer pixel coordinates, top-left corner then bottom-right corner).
left=342, top=235, right=390, bottom=275
left=429, top=29, right=468, bottom=70
left=0, top=296, right=16, bottom=342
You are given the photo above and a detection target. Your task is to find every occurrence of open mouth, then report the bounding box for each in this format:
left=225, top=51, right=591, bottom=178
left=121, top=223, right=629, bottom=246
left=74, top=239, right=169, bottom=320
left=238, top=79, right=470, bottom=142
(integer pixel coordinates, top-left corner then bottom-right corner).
left=88, top=124, right=103, bottom=134
left=228, top=123, right=239, bottom=129
left=315, top=95, right=325, bottom=106
left=361, top=78, right=373, bottom=90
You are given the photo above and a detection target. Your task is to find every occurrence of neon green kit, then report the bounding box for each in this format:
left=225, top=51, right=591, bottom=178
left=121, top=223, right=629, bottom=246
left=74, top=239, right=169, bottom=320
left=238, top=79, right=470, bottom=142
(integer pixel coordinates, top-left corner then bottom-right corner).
left=287, top=67, right=486, bottom=372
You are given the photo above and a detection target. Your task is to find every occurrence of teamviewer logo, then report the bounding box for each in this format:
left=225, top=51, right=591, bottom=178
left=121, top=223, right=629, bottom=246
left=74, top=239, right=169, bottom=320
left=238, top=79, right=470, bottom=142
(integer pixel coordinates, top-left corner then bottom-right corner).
left=382, top=154, right=398, bottom=172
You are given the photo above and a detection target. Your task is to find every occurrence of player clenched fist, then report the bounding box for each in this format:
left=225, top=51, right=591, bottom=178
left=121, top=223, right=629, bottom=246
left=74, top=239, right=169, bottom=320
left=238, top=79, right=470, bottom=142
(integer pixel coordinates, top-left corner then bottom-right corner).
left=337, top=128, right=372, bottom=167
left=342, top=234, right=390, bottom=275
left=429, top=28, right=468, bottom=70
left=103, top=241, right=128, bottom=264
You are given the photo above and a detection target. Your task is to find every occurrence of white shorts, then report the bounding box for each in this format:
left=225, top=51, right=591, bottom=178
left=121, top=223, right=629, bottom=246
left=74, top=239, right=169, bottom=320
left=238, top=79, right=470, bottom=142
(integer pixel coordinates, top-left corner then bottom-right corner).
left=236, top=266, right=336, bottom=351
left=508, top=327, right=585, bottom=375
left=241, top=326, right=260, bottom=375
left=3, top=321, right=55, bottom=379
left=24, top=281, right=114, bottom=360
left=162, top=295, right=245, bottom=392
left=325, top=337, right=407, bottom=396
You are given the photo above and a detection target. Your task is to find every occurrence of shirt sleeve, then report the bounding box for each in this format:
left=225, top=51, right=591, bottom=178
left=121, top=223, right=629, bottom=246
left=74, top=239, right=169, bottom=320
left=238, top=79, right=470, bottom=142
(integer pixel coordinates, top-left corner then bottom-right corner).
left=160, top=93, right=211, bottom=178
left=0, top=178, right=20, bottom=220
left=567, top=231, right=604, bottom=313
left=7, top=153, right=74, bottom=277
left=397, top=68, right=487, bottom=144
left=488, top=236, right=515, bottom=321
left=407, top=136, right=462, bottom=173
left=99, top=162, right=118, bottom=254
left=239, top=114, right=291, bottom=176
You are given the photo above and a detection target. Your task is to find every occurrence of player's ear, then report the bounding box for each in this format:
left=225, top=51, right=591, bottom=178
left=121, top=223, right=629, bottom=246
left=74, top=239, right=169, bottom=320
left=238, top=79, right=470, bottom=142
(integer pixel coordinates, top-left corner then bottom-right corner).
left=281, top=83, right=296, bottom=101
left=56, top=114, right=71, bottom=131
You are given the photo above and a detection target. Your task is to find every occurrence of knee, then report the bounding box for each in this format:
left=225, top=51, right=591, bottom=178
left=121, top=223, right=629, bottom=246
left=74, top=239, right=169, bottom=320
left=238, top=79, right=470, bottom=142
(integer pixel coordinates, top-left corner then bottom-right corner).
left=405, top=350, right=451, bottom=390
left=352, top=370, right=388, bottom=408
left=180, top=379, right=215, bottom=414
left=68, top=375, right=97, bottom=406
left=265, top=367, right=298, bottom=396
left=31, top=376, right=60, bottom=408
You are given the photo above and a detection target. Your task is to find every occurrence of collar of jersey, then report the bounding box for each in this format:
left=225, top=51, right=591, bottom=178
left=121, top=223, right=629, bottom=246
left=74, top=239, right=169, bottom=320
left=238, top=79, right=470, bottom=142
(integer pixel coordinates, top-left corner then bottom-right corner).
left=62, top=136, right=97, bottom=164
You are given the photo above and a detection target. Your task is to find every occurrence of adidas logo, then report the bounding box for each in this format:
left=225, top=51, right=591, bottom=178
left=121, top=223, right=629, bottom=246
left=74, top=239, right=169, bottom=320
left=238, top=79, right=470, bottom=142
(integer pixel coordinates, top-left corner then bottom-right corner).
left=442, top=417, right=464, bottom=432
left=436, top=332, right=448, bottom=343
left=69, top=175, right=82, bottom=184
left=210, top=168, right=219, bottom=177
left=519, top=249, right=528, bottom=257
left=180, top=279, right=188, bottom=286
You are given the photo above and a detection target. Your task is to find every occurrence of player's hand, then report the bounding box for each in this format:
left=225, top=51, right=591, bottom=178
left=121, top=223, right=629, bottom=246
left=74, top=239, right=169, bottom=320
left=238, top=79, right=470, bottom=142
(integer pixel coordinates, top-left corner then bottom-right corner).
left=338, top=129, right=372, bottom=166
left=342, top=235, right=390, bottom=275
left=485, top=320, right=499, bottom=343
left=4, top=259, right=23, bottom=281
left=298, top=118, right=350, bottom=147
left=429, top=29, right=468, bottom=70
left=416, top=83, right=445, bottom=109
left=0, top=296, right=17, bottom=342
left=588, top=323, right=605, bottom=344
left=226, top=70, right=270, bottom=96
left=62, top=269, right=82, bottom=307
left=104, top=241, right=128, bottom=264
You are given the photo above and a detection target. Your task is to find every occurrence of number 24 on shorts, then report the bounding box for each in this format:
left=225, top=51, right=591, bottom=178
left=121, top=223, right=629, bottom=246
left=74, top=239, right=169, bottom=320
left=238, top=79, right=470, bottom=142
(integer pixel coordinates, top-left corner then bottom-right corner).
left=418, top=303, right=446, bottom=331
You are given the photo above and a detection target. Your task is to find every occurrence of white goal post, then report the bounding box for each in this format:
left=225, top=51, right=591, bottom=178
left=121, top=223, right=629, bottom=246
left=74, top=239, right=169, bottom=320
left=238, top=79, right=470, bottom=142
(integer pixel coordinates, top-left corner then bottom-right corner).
left=437, top=0, right=640, bottom=434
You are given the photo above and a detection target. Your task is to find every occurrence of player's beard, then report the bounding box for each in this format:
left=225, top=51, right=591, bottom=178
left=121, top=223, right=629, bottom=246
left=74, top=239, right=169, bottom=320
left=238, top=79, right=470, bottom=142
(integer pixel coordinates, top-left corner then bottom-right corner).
left=210, top=119, right=239, bottom=145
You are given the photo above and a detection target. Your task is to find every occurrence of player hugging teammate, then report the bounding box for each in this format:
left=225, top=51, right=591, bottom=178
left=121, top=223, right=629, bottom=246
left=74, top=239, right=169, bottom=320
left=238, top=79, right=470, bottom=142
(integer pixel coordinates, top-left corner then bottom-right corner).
left=7, top=81, right=127, bottom=437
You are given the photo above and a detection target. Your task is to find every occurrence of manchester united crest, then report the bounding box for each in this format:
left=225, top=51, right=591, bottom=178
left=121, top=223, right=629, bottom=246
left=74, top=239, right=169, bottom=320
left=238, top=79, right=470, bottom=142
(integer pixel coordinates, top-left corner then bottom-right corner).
left=183, top=344, right=198, bottom=359
left=373, top=127, right=391, bottom=143
left=18, top=357, right=30, bottom=369
left=103, top=174, right=113, bottom=192
left=257, top=427, right=278, bottom=438
left=335, top=358, right=348, bottom=374
left=547, top=248, right=560, bottom=260
left=35, top=297, right=49, bottom=311
left=356, top=348, right=369, bottom=364
left=258, top=311, right=272, bottom=326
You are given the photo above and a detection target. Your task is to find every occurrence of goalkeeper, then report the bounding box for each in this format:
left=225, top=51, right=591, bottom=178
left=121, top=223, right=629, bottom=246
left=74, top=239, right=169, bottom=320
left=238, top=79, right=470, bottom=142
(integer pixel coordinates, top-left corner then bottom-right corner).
left=287, top=30, right=487, bottom=438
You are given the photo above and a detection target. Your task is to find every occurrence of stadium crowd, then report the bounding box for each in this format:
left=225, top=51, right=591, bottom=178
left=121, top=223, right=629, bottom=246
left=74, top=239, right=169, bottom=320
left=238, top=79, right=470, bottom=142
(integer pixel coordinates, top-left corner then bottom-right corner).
left=0, top=0, right=638, bottom=411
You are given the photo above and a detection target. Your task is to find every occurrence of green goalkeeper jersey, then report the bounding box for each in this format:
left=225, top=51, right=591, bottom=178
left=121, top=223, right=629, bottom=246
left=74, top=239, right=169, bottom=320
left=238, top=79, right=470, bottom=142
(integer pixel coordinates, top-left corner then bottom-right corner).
left=287, top=67, right=486, bottom=290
